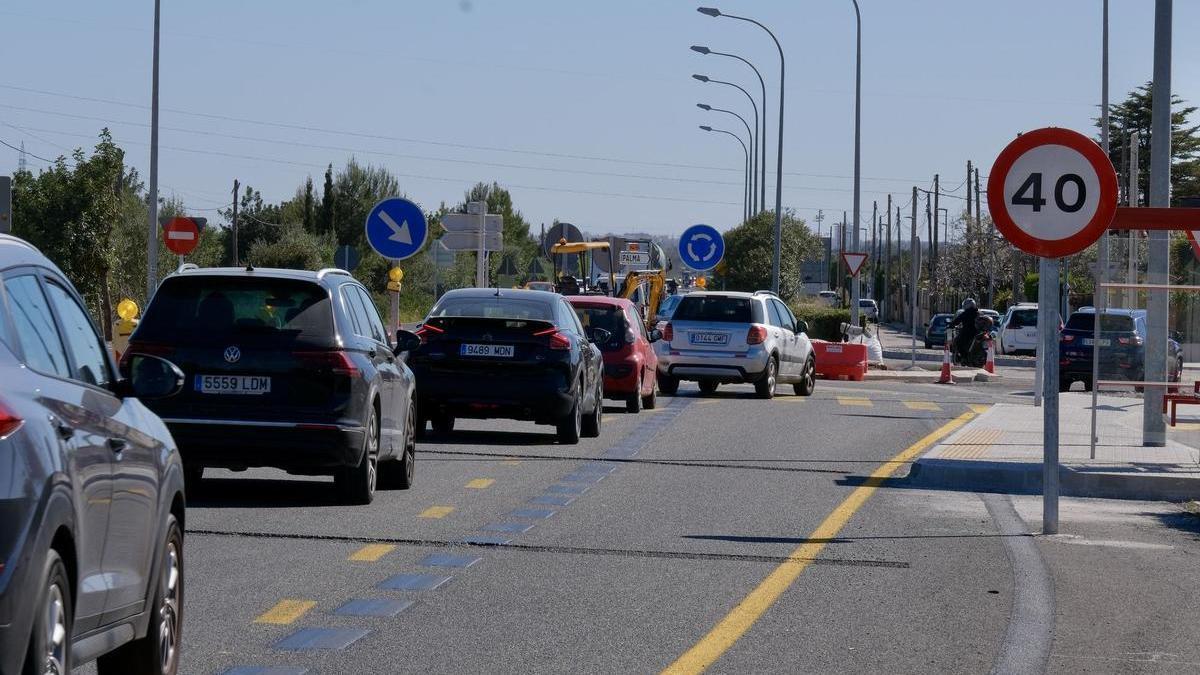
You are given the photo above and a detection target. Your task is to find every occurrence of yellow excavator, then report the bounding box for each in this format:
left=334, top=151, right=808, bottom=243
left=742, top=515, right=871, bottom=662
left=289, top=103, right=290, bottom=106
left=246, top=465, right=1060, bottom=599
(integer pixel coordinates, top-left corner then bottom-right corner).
left=549, top=237, right=668, bottom=332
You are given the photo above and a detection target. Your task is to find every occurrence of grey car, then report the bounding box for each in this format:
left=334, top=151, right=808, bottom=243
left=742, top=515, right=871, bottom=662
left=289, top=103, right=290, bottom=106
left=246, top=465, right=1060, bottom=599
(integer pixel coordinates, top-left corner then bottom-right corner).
left=0, top=235, right=187, bottom=675
left=656, top=291, right=815, bottom=398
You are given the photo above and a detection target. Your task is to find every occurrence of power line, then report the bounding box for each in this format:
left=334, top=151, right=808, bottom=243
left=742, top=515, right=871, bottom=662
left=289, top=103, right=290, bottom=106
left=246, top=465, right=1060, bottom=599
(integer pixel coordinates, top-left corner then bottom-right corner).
left=0, top=137, right=53, bottom=163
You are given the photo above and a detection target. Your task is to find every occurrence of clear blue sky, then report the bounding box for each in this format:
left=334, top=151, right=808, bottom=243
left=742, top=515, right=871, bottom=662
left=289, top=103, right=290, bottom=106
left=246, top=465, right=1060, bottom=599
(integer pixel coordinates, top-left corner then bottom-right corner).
left=1, top=1, right=1197, bottom=239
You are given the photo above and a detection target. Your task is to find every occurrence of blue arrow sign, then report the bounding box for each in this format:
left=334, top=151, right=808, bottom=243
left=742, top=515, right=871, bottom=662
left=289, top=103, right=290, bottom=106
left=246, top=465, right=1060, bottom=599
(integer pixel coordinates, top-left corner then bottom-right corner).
left=364, top=197, right=428, bottom=261
left=678, top=224, right=724, bottom=271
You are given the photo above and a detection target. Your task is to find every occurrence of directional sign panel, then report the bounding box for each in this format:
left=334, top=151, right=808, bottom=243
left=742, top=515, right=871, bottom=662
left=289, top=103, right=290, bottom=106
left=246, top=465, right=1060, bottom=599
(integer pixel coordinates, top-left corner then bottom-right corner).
left=428, top=239, right=456, bottom=268
left=441, top=231, right=503, bottom=252
left=841, top=252, right=868, bottom=278
left=442, top=213, right=502, bottom=234
left=364, top=197, right=428, bottom=261
left=619, top=250, right=650, bottom=266
left=678, top=224, right=724, bottom=271
left=987, top=127, right=1117, bottom=258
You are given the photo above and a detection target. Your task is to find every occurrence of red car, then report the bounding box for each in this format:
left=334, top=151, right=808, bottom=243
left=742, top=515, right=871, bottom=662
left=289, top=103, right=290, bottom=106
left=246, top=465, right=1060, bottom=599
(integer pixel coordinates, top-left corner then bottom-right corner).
left=568, top=296, right=661, bottom=412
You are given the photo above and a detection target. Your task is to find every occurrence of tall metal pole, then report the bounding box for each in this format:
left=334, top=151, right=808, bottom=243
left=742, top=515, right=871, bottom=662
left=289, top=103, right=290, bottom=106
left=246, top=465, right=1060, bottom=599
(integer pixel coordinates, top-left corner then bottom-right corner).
left=1144, top=0, right=1172, bottom=447
left=1127, top=130, right=1140, bottom=308
left=1039, top=256, right=1061, bottom=534
left=1091, top=0, right=1109, bottom=460
left=885, top=195, right=892, bottom=323
left=231, top=178, right=240, bottom=266
left=145, top=0, right=161, bottom=299
left=850, top=0, right=863, bottom=324
left=694, top=47, right=767, bottom=212
left=910, top=187, right=918, bottom=368
left=980, top=168, right=990, bottom=305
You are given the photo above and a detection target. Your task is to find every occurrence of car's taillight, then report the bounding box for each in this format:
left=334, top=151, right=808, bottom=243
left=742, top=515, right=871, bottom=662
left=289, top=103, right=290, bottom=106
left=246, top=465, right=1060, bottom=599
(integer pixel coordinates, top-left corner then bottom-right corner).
left=0, top=396, right=23, bottom=439
left=415, top=323, right=444, bottom=344
left=663, top=323, right=674, bottom=341
left=534, top=327, right=571, bottom=351
left=294, top=350, right=360, bottom=377
left=1117, top=335, right=1143, bottom=345
left=747, top=324, right=768, bottom=345
left=118, top=341, right=175, bottom=374
left=1061, top=334, right=1075, bottom=343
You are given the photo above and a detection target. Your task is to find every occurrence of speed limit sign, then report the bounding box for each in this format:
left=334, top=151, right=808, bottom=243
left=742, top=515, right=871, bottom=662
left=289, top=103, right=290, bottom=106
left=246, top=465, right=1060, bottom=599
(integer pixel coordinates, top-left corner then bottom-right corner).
left=987, top=127, right=1118, bottom=258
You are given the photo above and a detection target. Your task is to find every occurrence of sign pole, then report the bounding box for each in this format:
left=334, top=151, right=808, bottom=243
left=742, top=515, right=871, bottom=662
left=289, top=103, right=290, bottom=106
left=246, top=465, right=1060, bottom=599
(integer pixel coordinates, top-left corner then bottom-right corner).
left=1038, top=256, right=1061, bottom=534
left=390, top=259, right=400, bottom=336
left=910, top=187, right=918, bottom=370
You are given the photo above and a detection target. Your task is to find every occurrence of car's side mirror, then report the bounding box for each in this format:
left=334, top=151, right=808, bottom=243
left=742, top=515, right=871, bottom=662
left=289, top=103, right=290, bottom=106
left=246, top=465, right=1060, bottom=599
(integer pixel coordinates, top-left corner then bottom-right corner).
left=393, top=329, right=422, bottom=355
left=648, top=328, right=663, bottom=343
left=118, top=354, right=185, bottom=399
left=590, top=328, right=612, bottom=344
left=796, top=320, right=809, bottom=335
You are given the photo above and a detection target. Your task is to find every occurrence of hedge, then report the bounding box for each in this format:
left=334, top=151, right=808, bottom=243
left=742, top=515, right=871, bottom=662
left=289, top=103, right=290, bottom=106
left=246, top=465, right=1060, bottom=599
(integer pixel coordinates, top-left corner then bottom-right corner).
left=790, top=304, right=851, bottom=342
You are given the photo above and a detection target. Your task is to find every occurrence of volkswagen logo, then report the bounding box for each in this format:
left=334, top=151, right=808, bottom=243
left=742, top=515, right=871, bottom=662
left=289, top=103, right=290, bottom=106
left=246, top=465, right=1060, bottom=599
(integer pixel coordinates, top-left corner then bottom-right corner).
left=223, top=346, right=241, bottom=363
left=481, top=333, right=493, bottom=342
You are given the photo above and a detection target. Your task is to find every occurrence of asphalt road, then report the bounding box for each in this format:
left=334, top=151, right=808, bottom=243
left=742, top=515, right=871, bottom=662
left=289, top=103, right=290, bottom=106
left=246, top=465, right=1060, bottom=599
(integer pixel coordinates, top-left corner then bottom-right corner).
left=76, top=376, right=1181, bottom=674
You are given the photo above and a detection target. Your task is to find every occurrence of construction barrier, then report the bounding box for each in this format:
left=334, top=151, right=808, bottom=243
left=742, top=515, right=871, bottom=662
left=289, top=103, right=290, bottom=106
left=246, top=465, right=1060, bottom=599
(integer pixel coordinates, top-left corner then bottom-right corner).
left=811, top=340, right=868, bottom=382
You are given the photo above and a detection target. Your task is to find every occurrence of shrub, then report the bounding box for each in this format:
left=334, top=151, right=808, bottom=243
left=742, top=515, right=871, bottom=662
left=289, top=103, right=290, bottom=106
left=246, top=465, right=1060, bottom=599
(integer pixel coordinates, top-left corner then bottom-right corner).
left=790, top=303, right=851, bottom=341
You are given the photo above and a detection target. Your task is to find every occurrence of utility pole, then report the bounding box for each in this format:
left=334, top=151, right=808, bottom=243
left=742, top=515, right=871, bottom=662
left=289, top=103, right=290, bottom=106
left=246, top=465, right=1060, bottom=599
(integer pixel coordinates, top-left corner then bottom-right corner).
left=885, top=194, right=892, bottom=322
left=814, top=209, right=825, bottom=237
left=1144, top=0, right=1172, bottom=447
left=145, top=0, right=162, bottom=299
left=910, top=187, right=919, bottom=366
left=932, top=174, right=940, bottom=282
left=1127, top=130, right=1140, bottom=308
left=925, top=193, right=933, bottom=312
left=231, top=179, right=240, bottom=266
left=841, top=216, right=848, bottom=304
left=871, top=200, right=878, bottom=298
left=966, top=161, right=973, bottom=225
left=979, top=168, right=991, bottom=305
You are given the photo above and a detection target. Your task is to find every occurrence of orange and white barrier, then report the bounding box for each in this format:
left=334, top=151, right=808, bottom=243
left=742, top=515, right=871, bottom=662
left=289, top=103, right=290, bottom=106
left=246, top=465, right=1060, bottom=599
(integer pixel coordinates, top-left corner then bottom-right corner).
left=984, top=337, right=996, bottom=374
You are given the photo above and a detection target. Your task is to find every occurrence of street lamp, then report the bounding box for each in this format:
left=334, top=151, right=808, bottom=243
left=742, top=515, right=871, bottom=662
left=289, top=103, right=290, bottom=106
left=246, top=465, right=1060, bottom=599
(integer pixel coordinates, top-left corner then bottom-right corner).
left=691, top=44, right=767, bottom=214
left=697, top=103, right=756, bottom=217
left=146, top=0, right=162, bottom=298
left=691, top=74, right=759, bottom=215
left=698, top=7, right=785, bottom=295
left=849, top=0, right=863, bottom=325
left=699, top=125, right=750, bottom=224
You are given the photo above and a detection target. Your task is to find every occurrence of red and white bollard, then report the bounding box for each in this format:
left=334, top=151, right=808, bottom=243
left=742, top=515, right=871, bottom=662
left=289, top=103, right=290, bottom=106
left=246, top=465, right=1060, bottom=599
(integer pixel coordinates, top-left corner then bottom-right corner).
left=984, top=337, right=996, bottom=374
left=937, top=340, right=954, bottom=385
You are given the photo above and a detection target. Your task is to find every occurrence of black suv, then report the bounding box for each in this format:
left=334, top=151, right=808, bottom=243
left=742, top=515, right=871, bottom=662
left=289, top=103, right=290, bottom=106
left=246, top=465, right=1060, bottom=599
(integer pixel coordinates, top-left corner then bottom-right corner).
left=124, top=266, right=421, bottom=504
left=0, top=235, right=187, bottom=674
left=1059, top=308, right=1184, bottom=391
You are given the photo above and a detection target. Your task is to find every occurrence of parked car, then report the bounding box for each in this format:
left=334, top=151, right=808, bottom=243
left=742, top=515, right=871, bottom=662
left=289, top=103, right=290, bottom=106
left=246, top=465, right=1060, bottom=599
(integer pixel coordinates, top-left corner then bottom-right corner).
left=124, top=266, right=420, bottom=504
left=858, top=298, right=879, bottom=321
left=408, top=288, right=605, bottom=443
left=523, top=280, right=555, bottom=293
left=1059, top=308, right=1183, bottom=391
left=924, top=313, right=954, bottom=350
left=568, top=295, right=661, bottom=413
left=0, top=234, right=187, bottom=674
left=817, top=290, right=840, bottom=308
left=998, top=303, right=1039, bottom=355
left=656, top=291, right=815, bottom=399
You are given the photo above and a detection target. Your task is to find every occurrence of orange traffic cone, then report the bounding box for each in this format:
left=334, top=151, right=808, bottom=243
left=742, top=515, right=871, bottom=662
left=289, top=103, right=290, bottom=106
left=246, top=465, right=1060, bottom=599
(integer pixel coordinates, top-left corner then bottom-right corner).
left=937, top=341, right=954, bottom=384
left=984, top=337, right=996, bottom=374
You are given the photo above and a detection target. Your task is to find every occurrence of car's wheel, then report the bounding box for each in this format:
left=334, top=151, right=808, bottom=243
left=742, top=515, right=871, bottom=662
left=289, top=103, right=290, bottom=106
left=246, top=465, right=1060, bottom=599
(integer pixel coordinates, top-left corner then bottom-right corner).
left=924, top=342, right=932, bottom=350
left=24, top=549, right=72, bottom=675
left=657, top=374, right=679, bottom=395
left=794, top=356, right=816, bottom=396
left=380, top=404, right=416, bottom=490
left=642, top=380, right=657, bottom=410
left=336, top=409, right=378, bottom=505
left=698, top=379, right=718, bottom=395
left=557, top=389, right=582, bottom=444
left=430, top=413, right=455, bottom=435
left=96, top=515, right=183, bottom=675
left=755, top=357, right=778, bottom=399
left=582, top=381, right=602, bottom=438
left=626, top=376, right=643, bottom=413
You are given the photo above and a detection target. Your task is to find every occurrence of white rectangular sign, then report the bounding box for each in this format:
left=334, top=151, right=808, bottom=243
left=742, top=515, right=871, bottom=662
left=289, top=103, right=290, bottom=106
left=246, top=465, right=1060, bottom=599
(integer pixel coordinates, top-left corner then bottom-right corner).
left=442, top=213, right=503, bottom=234
left=619, top=251, right=650, bottom=266
left=441, top=231, right=503, bottom=252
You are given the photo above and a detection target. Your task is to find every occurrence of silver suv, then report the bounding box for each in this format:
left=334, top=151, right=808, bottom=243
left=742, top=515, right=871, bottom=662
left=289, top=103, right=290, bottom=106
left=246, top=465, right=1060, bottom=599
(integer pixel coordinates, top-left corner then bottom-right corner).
left=656, top=291, right=815, bottom=398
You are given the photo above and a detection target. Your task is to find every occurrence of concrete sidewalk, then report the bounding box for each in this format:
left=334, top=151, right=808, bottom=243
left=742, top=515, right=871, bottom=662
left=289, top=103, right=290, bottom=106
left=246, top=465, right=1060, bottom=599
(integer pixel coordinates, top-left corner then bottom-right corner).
left=906, top=392, right=1200, bottom=501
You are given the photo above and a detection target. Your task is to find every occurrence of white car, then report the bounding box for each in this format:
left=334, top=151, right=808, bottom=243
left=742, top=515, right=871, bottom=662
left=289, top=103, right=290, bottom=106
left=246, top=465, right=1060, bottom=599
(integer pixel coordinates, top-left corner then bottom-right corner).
left=858, top=298, right=879, bottom=321
left=999, top=303, right=1039, bottom=354
left=817, top=290, right=840, bottom=308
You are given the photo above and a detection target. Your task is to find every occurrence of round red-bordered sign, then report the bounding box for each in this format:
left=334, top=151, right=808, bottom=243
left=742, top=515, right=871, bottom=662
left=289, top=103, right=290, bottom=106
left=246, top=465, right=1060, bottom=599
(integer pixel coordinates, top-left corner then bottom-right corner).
left=162, top=217, right=201, bottom=256
left=987, top=127, right=1118, bottom=258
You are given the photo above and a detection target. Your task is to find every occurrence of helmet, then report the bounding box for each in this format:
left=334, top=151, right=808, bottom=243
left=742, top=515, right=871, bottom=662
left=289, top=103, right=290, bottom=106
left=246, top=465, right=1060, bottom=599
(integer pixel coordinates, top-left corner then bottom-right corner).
left=962, top=298, right=977, bottom=310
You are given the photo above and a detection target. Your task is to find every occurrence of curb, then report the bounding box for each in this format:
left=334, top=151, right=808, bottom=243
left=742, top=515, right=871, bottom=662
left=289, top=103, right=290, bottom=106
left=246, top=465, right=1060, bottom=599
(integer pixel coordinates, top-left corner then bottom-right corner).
left=881, top=348, right=1035, bottom=368
left=905, top=458, right=1200, bottom=501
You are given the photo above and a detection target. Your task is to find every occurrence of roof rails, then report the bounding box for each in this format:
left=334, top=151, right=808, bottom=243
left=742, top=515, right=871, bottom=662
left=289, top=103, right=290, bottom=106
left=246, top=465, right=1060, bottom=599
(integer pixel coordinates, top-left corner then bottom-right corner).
left=176, top=263, right=199, bottom=273
left=752, top=290, right=780, bottom=297
left=316, top=268, right=352, bottom=280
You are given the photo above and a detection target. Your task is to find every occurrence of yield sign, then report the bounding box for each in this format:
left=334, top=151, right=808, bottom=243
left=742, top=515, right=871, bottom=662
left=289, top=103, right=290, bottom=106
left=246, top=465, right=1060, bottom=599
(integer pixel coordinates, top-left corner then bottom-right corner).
left=841, top=252, right=868, bottom=277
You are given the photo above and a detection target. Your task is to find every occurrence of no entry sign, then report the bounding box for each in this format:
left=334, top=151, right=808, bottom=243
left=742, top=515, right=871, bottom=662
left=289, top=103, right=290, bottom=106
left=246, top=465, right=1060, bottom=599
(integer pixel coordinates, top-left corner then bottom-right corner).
left=987, top=127, right=1118, bottom=258
left=162, top=217, right=202, bottom=256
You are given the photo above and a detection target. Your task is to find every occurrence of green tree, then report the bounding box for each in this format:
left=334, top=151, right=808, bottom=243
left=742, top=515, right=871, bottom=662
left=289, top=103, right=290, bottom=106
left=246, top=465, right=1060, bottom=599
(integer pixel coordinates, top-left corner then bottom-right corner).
left=331, top=159, right=401, bottom=247
left=319, top=164, right=335, bottom=236
left=714, top=210, right=818, bottom=302
left=1098, top=82, right=1200, bottom=204
left=302, top=176, right=315, bottom=233
left=247, top=226, right=332, bottom=270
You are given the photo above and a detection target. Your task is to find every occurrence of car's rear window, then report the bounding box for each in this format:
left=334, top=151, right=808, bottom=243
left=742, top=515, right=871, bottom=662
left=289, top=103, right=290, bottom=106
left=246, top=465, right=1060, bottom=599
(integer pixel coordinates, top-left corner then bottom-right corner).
left=1008, top=309, right=1037, bottom=328
left=137, top=276, right=333, bottom=345
left=673, top=296, right=752, bottom=323
left=1065, top=313, right=1135, bottom=332
left=431, top=297, right=553, bottom=321
left=573, top=305, right=628, bottom=351
left=930, top=315, right=951, bottom=328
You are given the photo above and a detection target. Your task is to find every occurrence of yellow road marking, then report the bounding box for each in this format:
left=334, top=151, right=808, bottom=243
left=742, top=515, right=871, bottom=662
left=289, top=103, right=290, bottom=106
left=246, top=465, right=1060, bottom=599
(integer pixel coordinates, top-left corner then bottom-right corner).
left=939, top=427, right=1003, bottom=459
left=465, top=478, right=495, bottom=489
left=969, top=404, right=991, bottom=414
left=661, top=410, right=976, bottom=674
left=902, top=401, right=941, bottom=411
left=696, top=400, right=722, bottom=406
left=348, top=544, right=395, bottom=561
left=836, top=396, right=872, bottom=407
left=419, top=505, right=455, bottom=519
left=603, top=415, right=617, bottom=423
left=254, top=599, right=316, bottom=625
left=503, top=459, right=522, bottom=466
left=1172, top=422, right=1200, bottom=431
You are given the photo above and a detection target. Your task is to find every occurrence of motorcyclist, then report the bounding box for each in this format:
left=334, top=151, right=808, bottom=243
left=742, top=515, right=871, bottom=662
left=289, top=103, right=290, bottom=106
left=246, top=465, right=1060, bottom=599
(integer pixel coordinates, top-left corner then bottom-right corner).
left=948, top=298, right=980, bottom=363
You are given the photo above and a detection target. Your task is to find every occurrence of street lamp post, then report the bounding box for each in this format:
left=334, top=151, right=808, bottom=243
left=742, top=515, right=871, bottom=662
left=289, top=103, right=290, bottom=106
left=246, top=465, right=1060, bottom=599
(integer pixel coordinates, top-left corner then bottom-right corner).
left=698, top=103, right=755, bottom=222
left=698, top=7, right=785, bottom=296
left=146, top=0, right=161, bottom=299
left=848, top=0, right=863, bottom=326
left=692, top=74, right=759, bottom=214
left=691, top=45, right=767, bottom=213
left=700, top=125, right=750, bottom=224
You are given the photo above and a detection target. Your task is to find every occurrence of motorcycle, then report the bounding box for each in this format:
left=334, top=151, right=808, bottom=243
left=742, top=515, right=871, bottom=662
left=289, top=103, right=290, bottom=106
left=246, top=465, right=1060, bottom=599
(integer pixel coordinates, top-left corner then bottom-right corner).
left=947, top=315, right=994, bottom=368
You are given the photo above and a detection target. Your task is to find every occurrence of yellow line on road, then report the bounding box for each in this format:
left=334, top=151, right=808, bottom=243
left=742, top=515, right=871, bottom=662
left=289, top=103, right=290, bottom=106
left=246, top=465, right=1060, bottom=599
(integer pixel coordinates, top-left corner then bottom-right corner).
left=661, top=410, right=976, bottom=674
left=254, top=599, right=316, bottom=625
left=465, top=478, right=495, bottom=489
left=902, top=401, right=941, bottom=411
left=348, top=544, right=395, bottom=561
left=969, top=404, right=991, bottom=414
left=503, top=459, right=522, bottom=466
left=419, top=505, right=455, bottom=518
left=836, top=396, right=872, bottom=407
